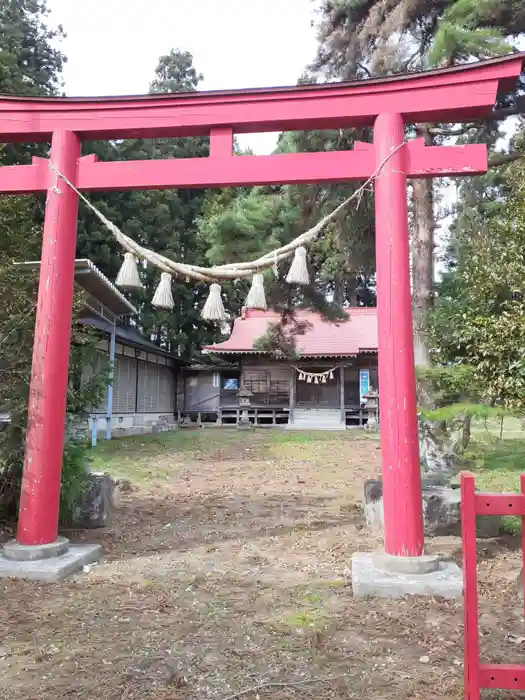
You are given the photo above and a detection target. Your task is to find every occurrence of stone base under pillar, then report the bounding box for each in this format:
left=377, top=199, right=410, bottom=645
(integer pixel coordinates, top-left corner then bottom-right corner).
left=351, top=551, right=462, bottom=600
left=0, top=543, right=102, bottom=582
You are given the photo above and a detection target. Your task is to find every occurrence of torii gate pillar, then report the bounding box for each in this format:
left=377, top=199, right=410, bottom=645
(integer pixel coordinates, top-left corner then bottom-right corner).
left=17, top=131, right=81, bottom=547
left=374, top=113, right=424, bottom=557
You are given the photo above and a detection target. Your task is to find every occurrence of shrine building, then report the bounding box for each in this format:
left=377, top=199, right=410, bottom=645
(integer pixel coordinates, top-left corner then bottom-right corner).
left=180, top=307, right=378, bottom=430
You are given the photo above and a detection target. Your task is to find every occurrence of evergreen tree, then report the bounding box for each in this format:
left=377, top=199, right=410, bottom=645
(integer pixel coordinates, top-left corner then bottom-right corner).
left=0, top=1, right=104, bottom=518
left=77, top=50, right=217, bottom=359
left=311, top=0, right=525, bottom=366
left=0, top=0, right=65, bottom=96
left=0, top=0, right=66, bottom=165
left=198, top=116, right=376, bottom=335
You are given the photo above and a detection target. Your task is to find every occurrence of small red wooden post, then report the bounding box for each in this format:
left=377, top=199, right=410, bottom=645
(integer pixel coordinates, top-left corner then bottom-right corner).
left=374, top=112, right=424, bottom=557
left=17, top=130, right=81, bottom=546
left=461, top=473, right=480, bottom=700
left=522, top=474, right=525, bottom=616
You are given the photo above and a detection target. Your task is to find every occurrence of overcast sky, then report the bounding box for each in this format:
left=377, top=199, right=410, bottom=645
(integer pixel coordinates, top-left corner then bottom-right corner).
left=47, top=0, right=319, bottom=154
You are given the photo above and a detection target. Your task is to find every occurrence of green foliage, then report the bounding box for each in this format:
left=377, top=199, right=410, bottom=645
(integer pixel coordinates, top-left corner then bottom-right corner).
left=416, top=364, right=504, bottom=425
left=252, top=316, right=311, bottom=359
left=0, top=0, right=65, bottom=97
left=429, top=0, right=512, bottom=66
left=198, top=125, right=376, bottom=321
left=421, top=401, right=511, bottom=423
left=59, top=439, right=91, bottom=525
left=431, top=158, right=525, bottom=412
left=416, top=364, right=479, bottom=407
left=0, top=266, right=110, bottom=517
left=150, top=49, right=203, bottom=93
left=430, top=23, right=510, bottom=66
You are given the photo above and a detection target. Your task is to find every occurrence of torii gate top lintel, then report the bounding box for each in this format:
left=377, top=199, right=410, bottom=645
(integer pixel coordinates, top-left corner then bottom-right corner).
left=2, top=53, right=524, bottom=195
left=0, top=52, right=523, bottom=142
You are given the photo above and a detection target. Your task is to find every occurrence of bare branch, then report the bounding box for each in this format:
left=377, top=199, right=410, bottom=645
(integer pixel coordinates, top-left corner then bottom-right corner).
left=489, top=150, right=525, bottom=167
left=357, top=61, right=371, bottom=77
left=425, top=97, right=525, bottom=137
left=428, top=125, right=477, bottom=137
left=401, top=31, right=427, bottom=72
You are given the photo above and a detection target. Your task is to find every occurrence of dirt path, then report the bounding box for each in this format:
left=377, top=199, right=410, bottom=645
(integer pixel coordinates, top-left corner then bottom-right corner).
left=1, top=431, right=523, bottom=699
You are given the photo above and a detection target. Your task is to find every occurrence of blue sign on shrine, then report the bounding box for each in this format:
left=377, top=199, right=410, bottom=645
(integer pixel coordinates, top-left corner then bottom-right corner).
left=359, top=370, right=370, bottom=404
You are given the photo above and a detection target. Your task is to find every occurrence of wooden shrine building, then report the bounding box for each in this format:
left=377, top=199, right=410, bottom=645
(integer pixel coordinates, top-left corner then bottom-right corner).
left=183, top=307, right=378, bottom=429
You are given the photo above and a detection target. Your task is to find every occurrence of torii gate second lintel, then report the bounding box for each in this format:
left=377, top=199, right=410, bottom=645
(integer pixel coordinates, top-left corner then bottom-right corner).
left=3, top=53, right=523, bottom=561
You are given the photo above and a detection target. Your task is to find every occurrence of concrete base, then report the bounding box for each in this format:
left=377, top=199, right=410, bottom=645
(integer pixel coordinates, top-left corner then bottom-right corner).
left=3, top=536, right=69, bottom=561
left=351, top=551, right=462, bottom=600
left=0, top=544, right=102, bottom=582
left=372, top=552, right=440, bottom=575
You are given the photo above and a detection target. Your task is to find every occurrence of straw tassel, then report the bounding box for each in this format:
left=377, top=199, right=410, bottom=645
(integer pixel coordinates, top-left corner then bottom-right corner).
left=307, top=375, right=312, bottom=384
left=329, top=371, right=334, bottom=380
left=151, top=272, right=174, bottom=310
left=322, top=375, right=327, bottom=384
left=115, top=252, right=143, bottom=289
left=201, top=283, right=227, bottom=321
left=245, top=273, right=267, bottom=310
left=285, top=246, right=310, bottom=285
left=314, top=376, right=319, bottom=384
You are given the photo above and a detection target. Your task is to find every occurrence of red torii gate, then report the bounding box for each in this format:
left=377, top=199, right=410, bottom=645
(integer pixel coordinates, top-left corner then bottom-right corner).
left=1, top=54, right=523, bottom=563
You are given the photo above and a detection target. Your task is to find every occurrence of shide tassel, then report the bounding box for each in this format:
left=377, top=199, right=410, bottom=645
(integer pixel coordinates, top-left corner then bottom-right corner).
left=329, top=371, right=334, bottom=380
left=201, top=283, right=227, bottom=322
left=115, top=252, right=143, bottom=289
left=245, top=273, right=267, bottom=310
left=306, top=375, right=312, bottom=384
left=322, top=375, right=327, bottom=384
left=285, top=246, right=310, bottom=285
left=151, top=272, right=174, bottom=310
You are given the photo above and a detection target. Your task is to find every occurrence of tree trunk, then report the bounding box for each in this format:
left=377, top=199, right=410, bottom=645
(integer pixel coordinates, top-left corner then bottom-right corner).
left=411, top=126, right=435, bottom=368
left=334, top=278, right=345, bottom=306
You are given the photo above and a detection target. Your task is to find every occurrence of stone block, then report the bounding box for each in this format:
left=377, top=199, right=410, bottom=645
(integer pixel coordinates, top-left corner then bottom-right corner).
left=363, top=478, right=501, bottom=538
left=351, top=551, right=462, bottom=599
left=0, top=543, right=102, bottom=582
left=72, top=472, right=116, bottom=529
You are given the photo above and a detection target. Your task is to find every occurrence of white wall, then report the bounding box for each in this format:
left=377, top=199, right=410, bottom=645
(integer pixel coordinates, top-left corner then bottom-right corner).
left=88, top=412, right=177, bottom=438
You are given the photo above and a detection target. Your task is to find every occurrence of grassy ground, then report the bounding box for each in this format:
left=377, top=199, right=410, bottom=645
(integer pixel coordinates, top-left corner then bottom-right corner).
left=468, top=417, right=525, bottom=533
left=1, top=428, right=524, bottom=700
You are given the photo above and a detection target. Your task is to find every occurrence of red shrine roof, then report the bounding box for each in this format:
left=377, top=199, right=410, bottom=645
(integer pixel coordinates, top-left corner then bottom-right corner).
left=203, top=308, right=378, bottom=358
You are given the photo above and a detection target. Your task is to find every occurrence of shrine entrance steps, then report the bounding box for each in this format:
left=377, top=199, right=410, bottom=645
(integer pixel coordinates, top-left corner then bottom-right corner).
left=288, top=408, right=346, bottom=431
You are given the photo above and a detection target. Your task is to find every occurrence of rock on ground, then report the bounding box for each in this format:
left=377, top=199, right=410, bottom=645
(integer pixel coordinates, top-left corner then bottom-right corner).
left=363, top=478, right=501, bottom=538
left=72, top=472, right=116, bottom=529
